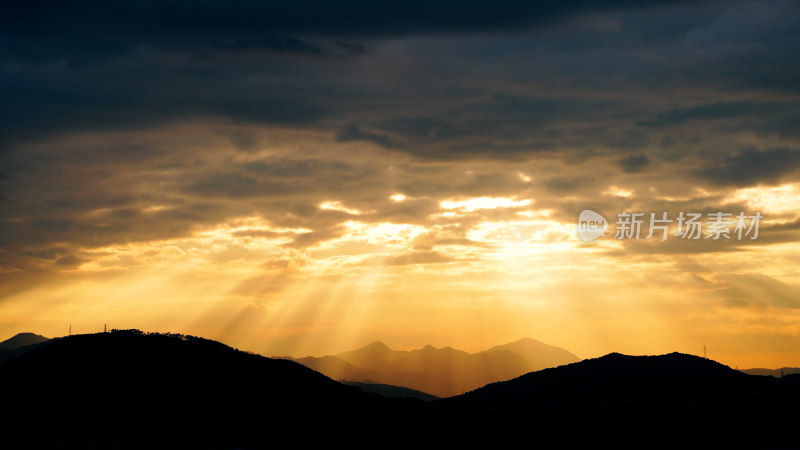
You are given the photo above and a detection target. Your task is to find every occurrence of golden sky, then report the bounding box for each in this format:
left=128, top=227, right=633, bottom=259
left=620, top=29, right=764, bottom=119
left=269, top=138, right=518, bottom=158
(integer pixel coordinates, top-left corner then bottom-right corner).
left=1, top=0, right=799, bottom=369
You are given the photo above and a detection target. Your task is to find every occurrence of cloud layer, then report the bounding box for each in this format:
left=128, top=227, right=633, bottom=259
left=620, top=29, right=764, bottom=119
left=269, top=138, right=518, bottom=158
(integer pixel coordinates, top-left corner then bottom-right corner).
left=1, top=0, right=799, bottom=365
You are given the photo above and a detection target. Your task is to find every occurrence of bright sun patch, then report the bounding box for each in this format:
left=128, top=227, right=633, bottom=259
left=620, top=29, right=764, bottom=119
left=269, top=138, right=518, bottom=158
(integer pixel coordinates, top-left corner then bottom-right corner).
left=440, top=196, right=533, bottom=212
left=319, top=201, right=364, bottom=215
left=725, top=184, right=799, bottom=218
left=603, top=186, right=633, bottom=198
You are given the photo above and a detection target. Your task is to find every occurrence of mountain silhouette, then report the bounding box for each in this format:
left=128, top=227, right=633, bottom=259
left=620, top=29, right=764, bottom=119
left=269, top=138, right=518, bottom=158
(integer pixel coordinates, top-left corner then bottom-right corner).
left=280, top=338, right=579, bottom=397
left=434, top=352, right=800, bottom=448
left=0, top=329, right=419, bottom=448
left=2, top=331, right=798, bottom=449
left=0, top=332, right=49, bottom=350
left=479, top=337, right=580, bottom=370
left=445, top=352, right=760, bottom=408
left=0, top=332, right=52, bottom=365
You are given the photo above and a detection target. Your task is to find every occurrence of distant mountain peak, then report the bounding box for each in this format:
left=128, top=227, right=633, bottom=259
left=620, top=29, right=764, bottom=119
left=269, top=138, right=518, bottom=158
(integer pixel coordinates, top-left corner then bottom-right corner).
left=363, top=341, right=390, bottom=350
left=314, top=337, right=581, bottom=397
left=335, top=341, right=392, bottom=359
left=482, top=337, right=580, bottom=371
left=0, top=332, right=50, bottom=350
left=9, top=332, right=46, bottom=339
left=511, top=337, right=544, bottom=345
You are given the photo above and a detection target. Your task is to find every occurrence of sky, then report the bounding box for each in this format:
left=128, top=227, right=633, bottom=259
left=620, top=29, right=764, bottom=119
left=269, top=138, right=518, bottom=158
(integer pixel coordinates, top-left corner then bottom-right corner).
left=1, top=0, right=800, bottom=368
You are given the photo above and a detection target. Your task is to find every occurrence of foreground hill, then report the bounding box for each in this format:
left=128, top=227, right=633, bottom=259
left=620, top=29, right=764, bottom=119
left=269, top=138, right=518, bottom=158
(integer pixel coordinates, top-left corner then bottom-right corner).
left=435, top=352, right=800, bottom=448
left=280, top=338, right=579, bottom=397
left=0, top=330, right=416, bottom=448
left=2, top=331, right=798, bottom=449
left=446, top=352, right=764, bottom=408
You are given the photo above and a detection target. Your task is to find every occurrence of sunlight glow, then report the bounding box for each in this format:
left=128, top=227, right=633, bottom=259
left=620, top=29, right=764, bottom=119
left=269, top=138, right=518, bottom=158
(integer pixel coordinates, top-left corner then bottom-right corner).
left=338, top=221, right=428, bottom=245
left=725, top=183, right=799, bottom=217
left=466, top=218, right=571, bottom=244
left=142, top=205, right=169, bottom=213
left=319, top=201, right=364, bottom=215
left=603, top=186, right=633, bottom=198
left=440, top=196, right=533, bottom=212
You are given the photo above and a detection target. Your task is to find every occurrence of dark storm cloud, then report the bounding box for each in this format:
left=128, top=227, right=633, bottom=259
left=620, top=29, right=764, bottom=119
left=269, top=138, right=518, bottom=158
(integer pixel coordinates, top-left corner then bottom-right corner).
left=542, top=176, right=597, bottom=193
left=245, top=158, right=354, bottom=178
left=0, top=63, right=334, bottom=144
left=336, top=124, right=400, bottom=150
left=637, top=101, right=800, bottom=131
left=619, top=154, right=649, bottom=173
left=209, top=36, right=326, bottom=55
left=1, top=0, right=697, bottom=59
left=698, top=147, right=800, bottom=187
left=335, top=95, right=644, bottom=159
left=183, top=173, right=295, bottom=198
left=0, top=0, right=756, bottom=150
left=0, top=0, right=797, bottom=161
left=1, top=0, right=800, bottom=278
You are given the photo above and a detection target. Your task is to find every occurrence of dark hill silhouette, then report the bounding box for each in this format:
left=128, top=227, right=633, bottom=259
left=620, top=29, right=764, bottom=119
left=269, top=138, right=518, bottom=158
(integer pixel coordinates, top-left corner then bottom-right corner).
left=2, top=331, right=798, bottom=449
left=784, top=373, right=800, bottom=383
left=281, top=338, right=579, bottom=397
left=0, top=332, right=49, bottom=350
left=434, top=352, right=800, bottom=448
left=445, top=352, right=760, bottom=409
left=342, top=380, right=439, bottom=401
left=0, top=329, right=419, bottom=448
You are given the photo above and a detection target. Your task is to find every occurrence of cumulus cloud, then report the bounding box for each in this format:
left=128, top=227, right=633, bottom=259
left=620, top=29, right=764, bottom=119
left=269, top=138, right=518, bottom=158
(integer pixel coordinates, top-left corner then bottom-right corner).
left=2, top=0, right=800, bottom=362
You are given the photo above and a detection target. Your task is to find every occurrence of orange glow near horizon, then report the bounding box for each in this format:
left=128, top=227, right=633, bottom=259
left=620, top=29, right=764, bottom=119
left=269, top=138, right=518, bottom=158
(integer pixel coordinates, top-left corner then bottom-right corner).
left=2, top=146, right=798, bottom=371
left=3, top=0, right=800, bottom=387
